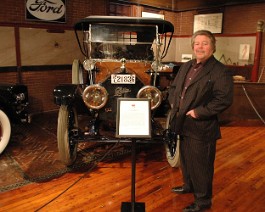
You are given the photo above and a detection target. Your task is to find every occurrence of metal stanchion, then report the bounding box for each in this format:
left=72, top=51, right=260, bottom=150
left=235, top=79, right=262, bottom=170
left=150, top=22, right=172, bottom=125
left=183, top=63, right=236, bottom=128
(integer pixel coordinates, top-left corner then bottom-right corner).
left=121, top=139, right=145, bottom=212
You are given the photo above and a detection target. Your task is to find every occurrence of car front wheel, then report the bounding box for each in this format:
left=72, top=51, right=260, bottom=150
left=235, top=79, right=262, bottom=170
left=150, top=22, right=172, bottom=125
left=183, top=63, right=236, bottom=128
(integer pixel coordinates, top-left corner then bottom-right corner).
left=165, top=110, right=181, bottom=167
left=57, top=105, right=78, bottom=166
left=0, top=110, right=11, bottom=154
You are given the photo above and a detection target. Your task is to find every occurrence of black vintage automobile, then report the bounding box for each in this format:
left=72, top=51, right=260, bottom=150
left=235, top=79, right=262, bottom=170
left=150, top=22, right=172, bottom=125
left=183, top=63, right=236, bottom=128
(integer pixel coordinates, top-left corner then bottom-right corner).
left=0, top=83, right=29, bottom=154
left=53, top=16, right=180, bottom=167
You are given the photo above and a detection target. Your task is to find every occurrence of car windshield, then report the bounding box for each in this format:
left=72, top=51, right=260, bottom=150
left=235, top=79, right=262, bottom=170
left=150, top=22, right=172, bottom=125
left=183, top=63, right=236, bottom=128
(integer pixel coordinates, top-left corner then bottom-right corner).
left=89, top=23, right=156, bottom=60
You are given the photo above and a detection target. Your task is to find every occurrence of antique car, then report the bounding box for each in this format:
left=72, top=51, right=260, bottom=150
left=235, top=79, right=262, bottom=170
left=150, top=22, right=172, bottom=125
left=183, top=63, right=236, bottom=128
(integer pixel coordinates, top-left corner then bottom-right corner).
left=0, top=83, right=29, bottom=154
left=53, top=16, right=180, bottom=167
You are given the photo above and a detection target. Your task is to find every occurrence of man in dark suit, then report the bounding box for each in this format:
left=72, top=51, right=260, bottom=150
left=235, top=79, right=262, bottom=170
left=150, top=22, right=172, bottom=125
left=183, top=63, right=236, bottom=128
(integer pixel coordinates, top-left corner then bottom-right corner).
left=168, top=30, right=233, bottom=212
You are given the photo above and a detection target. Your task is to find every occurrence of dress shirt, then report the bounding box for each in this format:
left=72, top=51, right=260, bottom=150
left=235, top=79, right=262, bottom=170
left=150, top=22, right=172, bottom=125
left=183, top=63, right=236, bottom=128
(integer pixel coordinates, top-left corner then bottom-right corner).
left=179, top=61, right=203, bottom=109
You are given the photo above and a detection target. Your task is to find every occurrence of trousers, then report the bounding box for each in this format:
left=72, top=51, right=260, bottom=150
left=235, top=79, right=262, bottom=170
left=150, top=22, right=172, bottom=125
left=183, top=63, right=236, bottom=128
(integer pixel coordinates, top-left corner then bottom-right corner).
left=180, top=135, right=217, bottom=206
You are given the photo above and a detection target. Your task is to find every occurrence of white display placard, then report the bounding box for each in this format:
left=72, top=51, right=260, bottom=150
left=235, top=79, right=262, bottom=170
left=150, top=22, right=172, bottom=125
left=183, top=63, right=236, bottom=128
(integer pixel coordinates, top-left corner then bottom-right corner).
left=116, top=98, right=151, bottom=138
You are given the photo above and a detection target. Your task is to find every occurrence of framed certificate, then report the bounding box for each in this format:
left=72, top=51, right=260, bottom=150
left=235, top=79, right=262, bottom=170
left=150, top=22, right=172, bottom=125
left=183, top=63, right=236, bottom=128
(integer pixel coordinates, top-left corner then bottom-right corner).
left=193, top=13, right=223, bottom=33
left=116, top=98, right=151, bottom=138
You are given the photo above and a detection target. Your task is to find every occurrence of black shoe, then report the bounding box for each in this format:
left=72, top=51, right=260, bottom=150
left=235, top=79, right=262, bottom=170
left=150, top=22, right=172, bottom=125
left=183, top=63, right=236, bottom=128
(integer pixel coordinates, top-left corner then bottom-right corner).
left=171, top=186, right=192, bottom=194
left=183, top=203, right=211, bottom=212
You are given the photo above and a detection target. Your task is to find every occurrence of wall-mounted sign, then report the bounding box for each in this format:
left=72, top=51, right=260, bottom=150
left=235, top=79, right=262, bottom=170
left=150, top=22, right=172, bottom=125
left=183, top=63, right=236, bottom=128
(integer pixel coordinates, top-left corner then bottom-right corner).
left=26, top=0, right=66, bottom=23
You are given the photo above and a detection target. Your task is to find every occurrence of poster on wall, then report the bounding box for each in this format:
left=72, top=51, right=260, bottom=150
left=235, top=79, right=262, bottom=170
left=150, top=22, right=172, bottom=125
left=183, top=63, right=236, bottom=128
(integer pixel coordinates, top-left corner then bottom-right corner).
left=25, top=0, right=66, bottom=23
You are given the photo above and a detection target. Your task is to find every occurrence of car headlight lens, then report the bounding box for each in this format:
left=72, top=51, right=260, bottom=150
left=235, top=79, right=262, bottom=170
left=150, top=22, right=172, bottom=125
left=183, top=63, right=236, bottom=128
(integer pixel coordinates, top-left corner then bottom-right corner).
left=82, top=84, right=108, bottom=109
left=137, top=86, right=162, bottom=110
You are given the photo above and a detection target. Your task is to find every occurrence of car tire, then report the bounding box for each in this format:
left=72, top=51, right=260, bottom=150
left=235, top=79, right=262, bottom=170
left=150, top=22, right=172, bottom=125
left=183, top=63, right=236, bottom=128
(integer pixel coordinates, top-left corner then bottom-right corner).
left=165, top=110, right=181, bottom=167
left=57, top=105, right=78, bottom=166
left=0, top=110, right=11, bottom=154
left=72, top=59, right=83, bottom=84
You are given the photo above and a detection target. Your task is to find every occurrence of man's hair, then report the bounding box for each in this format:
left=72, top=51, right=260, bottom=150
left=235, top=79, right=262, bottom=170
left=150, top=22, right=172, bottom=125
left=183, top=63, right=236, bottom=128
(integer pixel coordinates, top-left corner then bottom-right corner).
left=191, top=30, right=216, bottom=53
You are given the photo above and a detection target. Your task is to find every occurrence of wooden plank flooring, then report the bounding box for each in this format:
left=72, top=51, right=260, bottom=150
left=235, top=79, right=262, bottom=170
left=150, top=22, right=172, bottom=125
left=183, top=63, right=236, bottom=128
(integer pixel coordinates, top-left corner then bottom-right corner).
left=0, top=122, right=265, bottom=212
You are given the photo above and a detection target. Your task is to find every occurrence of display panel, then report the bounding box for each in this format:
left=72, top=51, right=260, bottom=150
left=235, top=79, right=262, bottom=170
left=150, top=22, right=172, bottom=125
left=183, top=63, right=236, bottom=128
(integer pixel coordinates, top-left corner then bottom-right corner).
left=116, top=98, right=151, bottom=138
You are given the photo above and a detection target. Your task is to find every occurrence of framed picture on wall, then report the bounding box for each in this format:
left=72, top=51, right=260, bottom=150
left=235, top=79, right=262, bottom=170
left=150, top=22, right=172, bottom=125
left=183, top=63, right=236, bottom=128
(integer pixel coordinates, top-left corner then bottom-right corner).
left=239, top=44, right=250, bottom=60
left=193, top=13, right=223, bottom=33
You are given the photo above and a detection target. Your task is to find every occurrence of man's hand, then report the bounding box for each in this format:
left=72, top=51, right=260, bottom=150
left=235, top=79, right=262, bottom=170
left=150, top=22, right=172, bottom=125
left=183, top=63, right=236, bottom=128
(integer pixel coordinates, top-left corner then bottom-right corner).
left=186, top=109, right=197, bottom=118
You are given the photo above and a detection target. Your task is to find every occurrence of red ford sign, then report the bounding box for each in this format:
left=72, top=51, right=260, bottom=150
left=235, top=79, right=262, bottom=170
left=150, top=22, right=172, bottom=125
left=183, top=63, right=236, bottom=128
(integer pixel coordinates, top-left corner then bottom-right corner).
left=26, top=0, right=66, bottom=23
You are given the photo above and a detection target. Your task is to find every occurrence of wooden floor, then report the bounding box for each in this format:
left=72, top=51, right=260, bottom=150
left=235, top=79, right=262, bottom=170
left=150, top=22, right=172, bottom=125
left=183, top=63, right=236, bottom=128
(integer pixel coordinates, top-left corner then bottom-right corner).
left=0, top=120, right=265, bottom=212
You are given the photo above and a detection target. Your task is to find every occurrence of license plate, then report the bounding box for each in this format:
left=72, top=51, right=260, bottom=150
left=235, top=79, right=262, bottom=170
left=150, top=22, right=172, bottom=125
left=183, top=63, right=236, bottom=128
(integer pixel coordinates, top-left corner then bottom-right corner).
left=111, top=74, right=136, bottom=84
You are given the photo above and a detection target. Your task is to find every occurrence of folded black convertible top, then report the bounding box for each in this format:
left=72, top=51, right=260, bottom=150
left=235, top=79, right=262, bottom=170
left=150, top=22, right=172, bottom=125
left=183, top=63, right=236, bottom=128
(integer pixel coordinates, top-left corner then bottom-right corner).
left=74, top=15, right=174, bottom=34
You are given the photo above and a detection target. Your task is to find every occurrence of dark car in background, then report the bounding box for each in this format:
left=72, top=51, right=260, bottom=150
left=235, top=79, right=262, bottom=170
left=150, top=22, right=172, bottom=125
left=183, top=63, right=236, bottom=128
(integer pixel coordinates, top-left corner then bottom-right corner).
left=53, top=16, right=180, bottom=167
left=0, top=83, right=29, bottom=154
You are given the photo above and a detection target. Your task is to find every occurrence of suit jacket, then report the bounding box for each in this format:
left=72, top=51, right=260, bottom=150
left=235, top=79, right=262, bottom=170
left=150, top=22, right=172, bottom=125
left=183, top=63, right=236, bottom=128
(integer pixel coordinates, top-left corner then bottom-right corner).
left=168, top=56, right=233, bottom=141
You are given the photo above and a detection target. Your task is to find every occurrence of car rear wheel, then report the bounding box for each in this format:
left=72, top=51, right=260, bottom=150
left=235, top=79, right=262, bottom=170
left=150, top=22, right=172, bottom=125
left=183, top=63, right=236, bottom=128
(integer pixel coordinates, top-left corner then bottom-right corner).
left=165, top=110, right=181, bottom=167
left=0, top=110, right=11, bottom=154
left=57, top=105, right=78, bottom=166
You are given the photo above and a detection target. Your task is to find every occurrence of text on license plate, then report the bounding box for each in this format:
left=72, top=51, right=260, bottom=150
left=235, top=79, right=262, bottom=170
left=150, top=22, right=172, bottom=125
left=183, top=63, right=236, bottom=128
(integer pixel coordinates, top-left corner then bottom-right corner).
left=111, top=74, right=136, bottom=84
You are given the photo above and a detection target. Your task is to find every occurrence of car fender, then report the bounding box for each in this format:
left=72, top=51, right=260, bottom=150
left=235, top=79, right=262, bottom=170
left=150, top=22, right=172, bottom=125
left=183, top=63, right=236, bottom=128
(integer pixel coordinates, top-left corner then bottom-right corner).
left=53, top=84, right=80, bottom=106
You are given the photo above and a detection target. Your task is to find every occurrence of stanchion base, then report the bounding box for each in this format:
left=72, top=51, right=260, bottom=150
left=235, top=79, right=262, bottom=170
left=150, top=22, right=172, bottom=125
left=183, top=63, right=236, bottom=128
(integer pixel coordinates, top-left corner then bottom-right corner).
left=121, top=202, right=145, bottom=212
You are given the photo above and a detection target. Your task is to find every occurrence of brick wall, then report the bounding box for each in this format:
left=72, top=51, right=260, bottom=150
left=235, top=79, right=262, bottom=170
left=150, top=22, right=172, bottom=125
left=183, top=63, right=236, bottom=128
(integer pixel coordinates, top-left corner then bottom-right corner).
left=0, top=71, right=18, bottom=84
left=21, top=70, right=72, bottom=114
